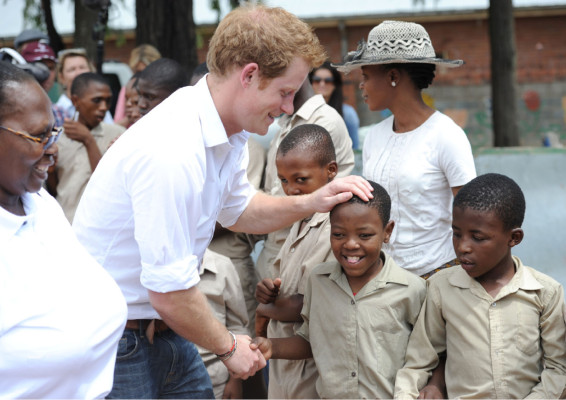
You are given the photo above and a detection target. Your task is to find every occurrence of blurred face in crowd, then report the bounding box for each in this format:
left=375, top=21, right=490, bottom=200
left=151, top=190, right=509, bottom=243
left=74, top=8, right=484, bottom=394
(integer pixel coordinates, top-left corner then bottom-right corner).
left=136, top=78, right=172, bottom=116
left=59, top=55, right=91, bottom=92
left=311, top=67, right=335, bottom=103
left=73, top=81, right=112, bottom=129
left=124, top=78, right=141, bottom=126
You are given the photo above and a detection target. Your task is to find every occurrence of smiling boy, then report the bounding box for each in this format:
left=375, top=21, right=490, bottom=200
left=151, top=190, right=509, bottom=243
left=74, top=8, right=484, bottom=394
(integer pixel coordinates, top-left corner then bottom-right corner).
left=395, top=173, right=566, bottom=399
left=253, top=181, right=426, bottom=399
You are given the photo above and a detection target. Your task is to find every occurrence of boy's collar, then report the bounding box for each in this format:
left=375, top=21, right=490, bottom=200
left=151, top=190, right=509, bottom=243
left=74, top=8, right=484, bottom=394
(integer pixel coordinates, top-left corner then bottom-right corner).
left=449, top=256, right=543, bottom=297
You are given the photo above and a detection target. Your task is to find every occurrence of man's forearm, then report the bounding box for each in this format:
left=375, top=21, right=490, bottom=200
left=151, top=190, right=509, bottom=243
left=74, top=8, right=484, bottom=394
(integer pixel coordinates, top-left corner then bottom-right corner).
left=229, top=191, right=311, bottom=234
left=149, top=286, right=233, bottom=354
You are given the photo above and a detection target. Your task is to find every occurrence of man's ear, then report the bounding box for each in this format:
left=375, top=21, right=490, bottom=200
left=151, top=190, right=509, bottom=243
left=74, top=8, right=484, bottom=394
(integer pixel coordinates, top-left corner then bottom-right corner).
left=509, top=228, right=524, bottom=248
left=240, top=63, right=259, bottom=88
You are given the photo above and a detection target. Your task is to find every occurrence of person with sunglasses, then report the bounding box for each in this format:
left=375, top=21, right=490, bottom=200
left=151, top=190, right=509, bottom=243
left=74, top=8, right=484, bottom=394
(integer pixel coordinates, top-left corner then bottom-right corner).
left=0, top=62, right=127, bottom=397
left=310, top=61, right=360, bottom=149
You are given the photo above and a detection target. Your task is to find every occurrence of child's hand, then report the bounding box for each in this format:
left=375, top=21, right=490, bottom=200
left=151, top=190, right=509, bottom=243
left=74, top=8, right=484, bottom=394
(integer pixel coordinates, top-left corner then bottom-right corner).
left=418, top=384, right=445, bottom=399
left=255, top=278, right=281, bottom=304
left=250, top=336, right=273, bottom=361
left=255, top=310, right=270, bottom=338
left=222, top=375, right=242, bottom=399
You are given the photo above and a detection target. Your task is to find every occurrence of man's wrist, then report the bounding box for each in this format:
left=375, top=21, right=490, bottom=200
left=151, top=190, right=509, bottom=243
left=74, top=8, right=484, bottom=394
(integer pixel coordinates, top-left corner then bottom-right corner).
left=216, top=331, right=237, bottom=361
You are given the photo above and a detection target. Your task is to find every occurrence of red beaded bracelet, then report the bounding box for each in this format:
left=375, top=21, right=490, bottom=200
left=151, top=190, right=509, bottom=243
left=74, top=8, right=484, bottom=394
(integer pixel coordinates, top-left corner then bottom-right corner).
left=216, top=331, right=237, bottom=361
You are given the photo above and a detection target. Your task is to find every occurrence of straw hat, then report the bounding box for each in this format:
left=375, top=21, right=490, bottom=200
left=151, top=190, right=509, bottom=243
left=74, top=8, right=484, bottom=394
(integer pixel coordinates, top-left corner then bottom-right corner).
left=333, top=20, right=463, bottom=74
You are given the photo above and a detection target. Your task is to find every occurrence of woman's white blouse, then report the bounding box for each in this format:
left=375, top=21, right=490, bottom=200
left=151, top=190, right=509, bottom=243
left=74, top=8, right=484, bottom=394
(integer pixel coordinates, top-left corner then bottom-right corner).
left=0, top=189, right=127, bottom=398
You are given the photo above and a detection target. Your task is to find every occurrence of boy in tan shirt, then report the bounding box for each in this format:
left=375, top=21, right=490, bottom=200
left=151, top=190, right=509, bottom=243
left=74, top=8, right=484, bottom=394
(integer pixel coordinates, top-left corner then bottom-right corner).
left=255, top=123, right=338, bottom=398
left=253, top=181, right=426, bottom=399
left=395, top=173, right=566, bottom=399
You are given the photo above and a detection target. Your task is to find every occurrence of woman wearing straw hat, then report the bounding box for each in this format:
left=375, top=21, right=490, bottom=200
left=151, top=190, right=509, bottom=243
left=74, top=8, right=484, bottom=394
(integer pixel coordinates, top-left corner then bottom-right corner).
left=334, top=21, right=476, bottom=280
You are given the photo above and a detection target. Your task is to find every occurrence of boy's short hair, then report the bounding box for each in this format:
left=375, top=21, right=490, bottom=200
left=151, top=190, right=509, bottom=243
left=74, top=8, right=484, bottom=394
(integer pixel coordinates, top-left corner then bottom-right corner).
left=277, top=124, right=336, bottom=167
left=331, top=180, right=391, bottom=227
left=207, top=5, right=326, bottom=81
left=138, top=58, right=189, bottom=94
left=71, top=72, right=109, bottom=97
left=453, top=173, right=525, bottom=230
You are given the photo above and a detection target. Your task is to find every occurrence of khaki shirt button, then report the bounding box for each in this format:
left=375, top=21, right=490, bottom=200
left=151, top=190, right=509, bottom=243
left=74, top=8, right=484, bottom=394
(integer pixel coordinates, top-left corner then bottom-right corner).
left=351, top=299, right=355, bottom=305
left=290, top=248, right=295, bottom=253
left=351, top=371, right=357, bottom=377
left=492, top=302, right=496, bottom=307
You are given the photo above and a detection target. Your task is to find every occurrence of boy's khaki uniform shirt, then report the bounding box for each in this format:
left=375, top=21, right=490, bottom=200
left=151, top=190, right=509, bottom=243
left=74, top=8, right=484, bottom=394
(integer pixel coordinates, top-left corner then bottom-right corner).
left=267, top=211, right=333, bottom=399
left=395, top=256, right=566, bottom=399
left=196, top=249, right=249, bottom=399
left=55, top=122, right=125, bottom=223
left=297, top=254, right=426, bottom=399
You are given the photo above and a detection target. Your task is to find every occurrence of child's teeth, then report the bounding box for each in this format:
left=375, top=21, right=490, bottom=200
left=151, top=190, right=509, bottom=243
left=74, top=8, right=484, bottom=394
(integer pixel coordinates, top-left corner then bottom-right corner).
left=347, top=256, right=360, bottom=263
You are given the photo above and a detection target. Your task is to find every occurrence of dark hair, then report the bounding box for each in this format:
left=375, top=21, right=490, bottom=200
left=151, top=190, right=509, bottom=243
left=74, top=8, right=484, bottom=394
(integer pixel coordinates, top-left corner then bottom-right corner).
left=453, top=173, right=525, bottom=231
left=309, top=61, right=344, bottom=117
left=383, top=63, right=436, bottom=90
left=138, top=58, right=189, bottom=94
left=71, top=72, right=110, bottom=97
left=127, top=71, right=141, bottom=90
left=277, top=123, right=336, bottom=167
left=0, top=61, right=36, bottom=123
left=330, top=180, right=391, bottom=227
left=190, top=62, right=209, bottom=85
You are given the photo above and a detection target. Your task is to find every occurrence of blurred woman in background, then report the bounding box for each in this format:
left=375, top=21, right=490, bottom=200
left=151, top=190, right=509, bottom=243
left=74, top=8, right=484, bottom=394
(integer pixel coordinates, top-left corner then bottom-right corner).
left=310, top=61, right=360, bottom=149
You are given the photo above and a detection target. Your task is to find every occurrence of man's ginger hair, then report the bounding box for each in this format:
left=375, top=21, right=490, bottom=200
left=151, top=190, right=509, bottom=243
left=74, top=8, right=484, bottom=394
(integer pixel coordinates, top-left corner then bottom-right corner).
left=207, top=5, right=326, bottom=82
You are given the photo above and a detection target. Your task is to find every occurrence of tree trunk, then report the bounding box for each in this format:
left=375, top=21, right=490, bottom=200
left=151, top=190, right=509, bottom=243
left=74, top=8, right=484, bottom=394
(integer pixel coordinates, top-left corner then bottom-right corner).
left=489, top=0, right=520, bottom=146
left=41, top=0, right=64, bottom=54
left=135, top=0, right=198, bottom=76
left=74, top=1, right=99, bottom=66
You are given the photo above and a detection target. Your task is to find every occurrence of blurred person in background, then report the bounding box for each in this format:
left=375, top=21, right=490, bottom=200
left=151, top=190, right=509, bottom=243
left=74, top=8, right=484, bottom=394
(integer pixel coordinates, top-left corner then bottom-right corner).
left=310, top=61, right=360, bottom=149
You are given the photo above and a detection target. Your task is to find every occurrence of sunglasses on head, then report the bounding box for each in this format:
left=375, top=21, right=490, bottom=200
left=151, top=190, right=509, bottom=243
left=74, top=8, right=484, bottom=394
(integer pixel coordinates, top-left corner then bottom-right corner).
left=312, top=76, right=334, bottom=84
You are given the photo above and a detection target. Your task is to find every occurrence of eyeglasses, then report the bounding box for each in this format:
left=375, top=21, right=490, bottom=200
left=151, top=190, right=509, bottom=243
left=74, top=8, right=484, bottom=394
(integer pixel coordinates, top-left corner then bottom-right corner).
left=312, top=76, right=334, bottom=84
left=0, top=125, right=62, bottom=149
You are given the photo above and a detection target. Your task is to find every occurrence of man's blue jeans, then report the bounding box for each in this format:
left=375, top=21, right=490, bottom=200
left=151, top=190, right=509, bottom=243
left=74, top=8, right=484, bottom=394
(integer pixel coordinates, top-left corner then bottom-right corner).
left=107, top=326, right=214, bottom=399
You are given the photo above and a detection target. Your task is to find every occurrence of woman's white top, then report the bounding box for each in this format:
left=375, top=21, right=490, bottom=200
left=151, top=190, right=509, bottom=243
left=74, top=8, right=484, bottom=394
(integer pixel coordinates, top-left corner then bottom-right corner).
left=363, top=111, right=476, bottom=276
left=0, top=189, right=127, bottom=399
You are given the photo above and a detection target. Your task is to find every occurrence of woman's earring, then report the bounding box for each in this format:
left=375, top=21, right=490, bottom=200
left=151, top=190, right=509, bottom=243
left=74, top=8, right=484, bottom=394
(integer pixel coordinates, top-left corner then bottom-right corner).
left=391, top=81, right=396, bottom=87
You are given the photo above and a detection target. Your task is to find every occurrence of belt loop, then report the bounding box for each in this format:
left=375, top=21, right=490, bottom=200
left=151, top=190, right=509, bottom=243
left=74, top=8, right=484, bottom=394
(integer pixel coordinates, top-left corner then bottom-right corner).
left=139, top=319, right=146, bottom=338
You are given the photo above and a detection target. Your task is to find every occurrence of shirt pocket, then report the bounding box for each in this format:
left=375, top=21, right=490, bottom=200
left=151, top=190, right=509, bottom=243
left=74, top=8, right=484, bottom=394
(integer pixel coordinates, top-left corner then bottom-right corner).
left=374, top=329, right=410, bottom=380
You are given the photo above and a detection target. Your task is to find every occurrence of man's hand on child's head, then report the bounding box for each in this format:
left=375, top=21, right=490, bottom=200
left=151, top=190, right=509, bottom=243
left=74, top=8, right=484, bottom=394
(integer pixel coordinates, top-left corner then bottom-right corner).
left=309, top=175, right=374, bottom=213
left=250, top=337, right=273, bottom=361
left=255, top=278, right=281, bottom=304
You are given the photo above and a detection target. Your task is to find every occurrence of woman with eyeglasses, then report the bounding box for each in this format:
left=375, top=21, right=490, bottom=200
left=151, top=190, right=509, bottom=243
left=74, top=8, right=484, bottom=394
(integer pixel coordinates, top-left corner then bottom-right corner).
left=310, top=61, right=360, bottom=149
left=0, top=62, right=127, bottom=398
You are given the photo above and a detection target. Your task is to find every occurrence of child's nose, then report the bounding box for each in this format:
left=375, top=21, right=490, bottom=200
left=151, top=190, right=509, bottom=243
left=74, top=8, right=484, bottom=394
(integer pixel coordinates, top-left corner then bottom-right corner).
left=456, top=237, right=472, bottom=254
left=344, top=237, right=360, bottom=249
